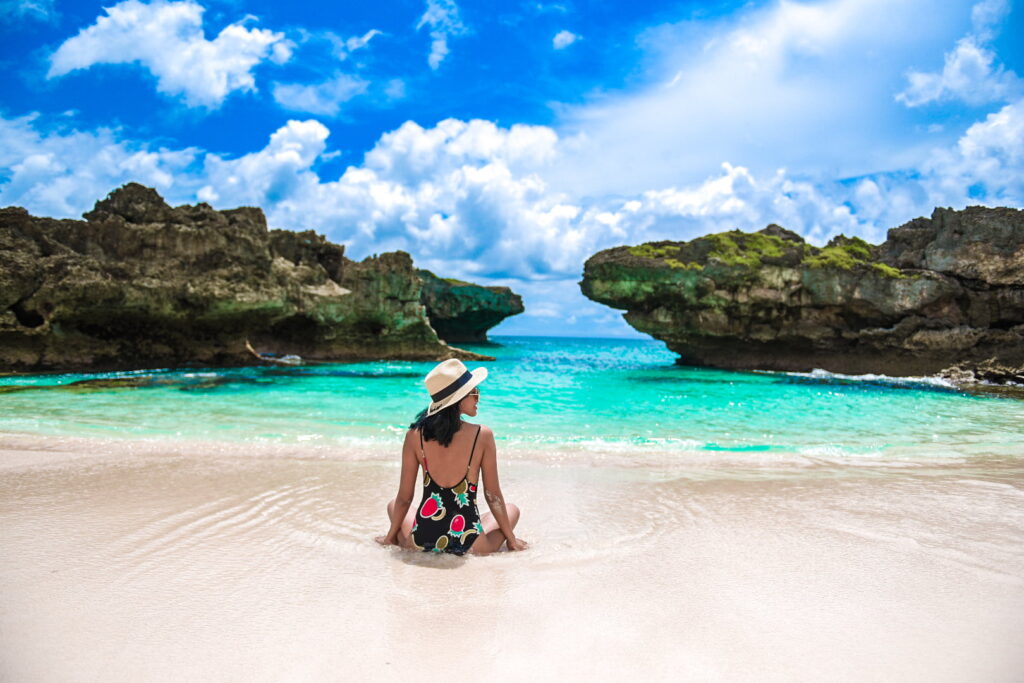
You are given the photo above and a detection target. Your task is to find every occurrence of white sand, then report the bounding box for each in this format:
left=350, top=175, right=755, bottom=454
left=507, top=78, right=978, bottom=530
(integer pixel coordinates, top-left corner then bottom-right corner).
left=1, top=433, right=1022, bottom=682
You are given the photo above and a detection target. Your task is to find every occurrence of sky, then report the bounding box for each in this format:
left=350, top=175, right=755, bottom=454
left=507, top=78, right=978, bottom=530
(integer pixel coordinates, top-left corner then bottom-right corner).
left=1, top=0, right=1022, bottom=338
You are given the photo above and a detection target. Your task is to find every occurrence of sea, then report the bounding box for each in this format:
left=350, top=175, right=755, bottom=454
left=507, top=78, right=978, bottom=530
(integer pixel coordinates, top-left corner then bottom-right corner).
left=2, top=335, right=1022, bottom=462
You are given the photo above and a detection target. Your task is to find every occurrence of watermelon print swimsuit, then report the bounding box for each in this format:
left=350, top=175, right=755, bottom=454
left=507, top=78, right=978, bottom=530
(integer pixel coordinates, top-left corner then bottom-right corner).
left=411, top=425, right=484, bottom=555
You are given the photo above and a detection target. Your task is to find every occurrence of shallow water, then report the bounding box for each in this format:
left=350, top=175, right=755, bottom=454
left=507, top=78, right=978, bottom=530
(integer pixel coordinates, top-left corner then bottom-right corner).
left=2, top=336, right=1023, bottom=461
left=2, top=336, right=1023, bottom=680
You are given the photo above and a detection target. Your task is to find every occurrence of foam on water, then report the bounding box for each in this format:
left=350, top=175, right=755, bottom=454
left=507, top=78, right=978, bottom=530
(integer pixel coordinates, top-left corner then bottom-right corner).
left=776, top=367, right=960, bottom=390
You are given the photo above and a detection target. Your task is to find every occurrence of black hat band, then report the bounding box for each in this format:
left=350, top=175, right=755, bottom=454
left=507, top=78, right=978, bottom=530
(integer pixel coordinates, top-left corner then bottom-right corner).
left=430, top=370, right=473, bottom=402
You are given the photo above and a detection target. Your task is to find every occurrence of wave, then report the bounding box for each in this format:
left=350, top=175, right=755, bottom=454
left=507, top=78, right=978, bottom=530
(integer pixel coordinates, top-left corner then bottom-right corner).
left=771, top=368, right=960, bottom=392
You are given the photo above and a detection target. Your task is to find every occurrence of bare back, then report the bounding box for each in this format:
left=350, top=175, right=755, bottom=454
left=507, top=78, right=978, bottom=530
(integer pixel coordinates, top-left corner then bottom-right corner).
left=413, top=422, right=483, bottom=487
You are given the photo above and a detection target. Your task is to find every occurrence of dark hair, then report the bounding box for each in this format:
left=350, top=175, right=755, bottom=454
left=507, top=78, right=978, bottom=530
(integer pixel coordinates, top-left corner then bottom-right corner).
left=410, top=402, right=463, bottom=447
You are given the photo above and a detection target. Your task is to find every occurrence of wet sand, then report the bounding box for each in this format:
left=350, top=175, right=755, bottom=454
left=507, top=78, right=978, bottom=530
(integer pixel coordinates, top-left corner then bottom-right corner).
left=1, top=433, right=1022, bottom=682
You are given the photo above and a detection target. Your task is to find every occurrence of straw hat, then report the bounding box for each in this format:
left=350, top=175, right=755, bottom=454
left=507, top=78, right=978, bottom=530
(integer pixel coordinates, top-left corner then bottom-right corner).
left=425, top=359, right=488, bottom=416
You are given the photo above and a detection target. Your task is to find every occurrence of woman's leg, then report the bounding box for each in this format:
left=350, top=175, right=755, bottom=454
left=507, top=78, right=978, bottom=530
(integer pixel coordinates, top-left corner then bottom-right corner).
left=468, top=503, right=520, bottom=555
left=386, top=499, right=418, bottom=549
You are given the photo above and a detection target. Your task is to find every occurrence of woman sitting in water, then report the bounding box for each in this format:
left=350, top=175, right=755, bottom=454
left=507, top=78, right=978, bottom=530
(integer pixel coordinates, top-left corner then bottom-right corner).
left=376, top=359, right=527, bottom=554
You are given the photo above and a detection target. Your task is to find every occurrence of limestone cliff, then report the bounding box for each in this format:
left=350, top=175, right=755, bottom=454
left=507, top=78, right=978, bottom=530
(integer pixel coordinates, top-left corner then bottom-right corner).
left=0, top=183, right=492, bottom=372
left=580, top=207, right=1024, bottom=381
left=416, top=269, right=524, bottom=343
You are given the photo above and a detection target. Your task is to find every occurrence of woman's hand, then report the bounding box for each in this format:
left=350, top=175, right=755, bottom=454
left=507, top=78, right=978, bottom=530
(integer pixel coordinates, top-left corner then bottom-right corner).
left=505, top=537, right=529, bottom=551
left=375, top=534, right=397, bottom=546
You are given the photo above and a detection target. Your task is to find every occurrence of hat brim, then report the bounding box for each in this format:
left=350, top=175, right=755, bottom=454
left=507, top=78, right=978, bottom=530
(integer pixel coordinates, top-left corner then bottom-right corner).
left=426, top=367, right=488, bottom=416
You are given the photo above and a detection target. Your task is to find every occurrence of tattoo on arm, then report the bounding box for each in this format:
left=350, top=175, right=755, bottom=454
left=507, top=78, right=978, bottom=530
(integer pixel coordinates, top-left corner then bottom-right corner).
left=485, top=490, right=506, bottom=516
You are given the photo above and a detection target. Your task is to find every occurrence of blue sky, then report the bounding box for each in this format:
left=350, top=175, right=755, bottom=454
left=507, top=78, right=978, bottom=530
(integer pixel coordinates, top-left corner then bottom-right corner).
left=2, top=0, right=1022, bottom=338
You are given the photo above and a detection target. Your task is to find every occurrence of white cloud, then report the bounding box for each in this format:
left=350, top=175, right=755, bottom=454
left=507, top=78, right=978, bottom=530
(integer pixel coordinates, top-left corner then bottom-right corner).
left=0, top=0, right=55, bottom=21
left=897, top=37, right=1021, bottom=107
left=549, top=0, right=978, bottom=198
left=321, top=28, right=383, bottom=60
left=970, top=0, right=1010, bottom=40
left=5, top=107, right=1022, bottom=272
left=897, top=0, right=1020, bottom=107
left=272, top=74, right=369, bottom=116
left=196, top=119, right=329, bottom=206
left=416, top=0, right=467, bottom=70
left=921, top=98, right=1024, bottom=205
left=552, top=30, right=579, bottom=49
left=3, top=91, right=1022, bottom=334
left=47, top=0, right=288, bottom=108
left=271, top=39, right=295, bottom=65
left=345, top=29, right=382, bottom=53
left=0, top=114, right=198, bottom=217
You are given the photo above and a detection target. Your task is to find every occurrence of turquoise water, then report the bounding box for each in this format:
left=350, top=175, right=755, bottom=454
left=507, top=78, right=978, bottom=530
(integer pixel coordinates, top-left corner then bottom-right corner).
left=2, top=336, right=1023, bottom=459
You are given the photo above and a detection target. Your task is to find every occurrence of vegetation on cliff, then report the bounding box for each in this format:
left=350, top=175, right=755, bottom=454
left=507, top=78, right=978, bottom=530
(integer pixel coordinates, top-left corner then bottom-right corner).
left=625, top=227, right=908, bottom=277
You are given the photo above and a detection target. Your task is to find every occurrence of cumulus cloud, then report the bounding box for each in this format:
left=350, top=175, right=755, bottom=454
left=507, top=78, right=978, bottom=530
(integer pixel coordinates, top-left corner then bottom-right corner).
left=272, top=74, right=369, bottom=116
left=549, top=0, right=984, bottom=198
left=0, top=114, right=198, bottom=217
left=920, top=98, right=1024, bottom=204
left=896, top=37, right=1021, bottom=107
left=552, top=30, right=579, bottom=49
left=4, top=93, right=1022, bottom=333
left=416, top=0, right=467, bottom=70
left=47, top=0, right=288, bottom=108
left=896, top=0, right=1020, bottom=107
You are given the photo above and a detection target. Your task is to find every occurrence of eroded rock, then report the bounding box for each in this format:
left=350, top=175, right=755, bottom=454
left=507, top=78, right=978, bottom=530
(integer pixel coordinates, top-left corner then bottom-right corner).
left=580, top=207, right=1024, bottom=379
left=416, top=269, right=524, bottom=343
left=0, top=183, right=494, bottom=371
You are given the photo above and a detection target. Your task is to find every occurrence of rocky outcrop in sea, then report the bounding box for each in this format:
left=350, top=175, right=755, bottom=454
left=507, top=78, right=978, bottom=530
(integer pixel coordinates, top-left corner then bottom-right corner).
left=580, top=207, right=1024, bottom=383
left=417, top=269, right=524, bottom=343
left=0, top=183, right=505, bottom=372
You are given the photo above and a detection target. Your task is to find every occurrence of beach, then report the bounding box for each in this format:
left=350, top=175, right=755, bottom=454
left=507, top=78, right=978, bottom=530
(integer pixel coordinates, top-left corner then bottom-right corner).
left=6, top=0, right=1024, bottom=678
left=2, top=429, right=1022, bottom=682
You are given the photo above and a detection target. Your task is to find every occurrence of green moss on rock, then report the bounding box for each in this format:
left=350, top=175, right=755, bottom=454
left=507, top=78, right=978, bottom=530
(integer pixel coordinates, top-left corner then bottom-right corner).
left=803, top=235, right=876, bottom=270
left=705, top=231, right=785, bottom=267
left=664, top=258, right=703, bottom=270
left=628, top=244, right=681, bottom=259
left=871, top=262, right=908, bottom=279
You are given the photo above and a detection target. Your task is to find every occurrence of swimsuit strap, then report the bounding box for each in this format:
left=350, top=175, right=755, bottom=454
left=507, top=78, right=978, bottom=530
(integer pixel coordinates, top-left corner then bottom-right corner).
left=465, top=425, right=481, bottom=474
left=419, top=429, right=429, bottom=472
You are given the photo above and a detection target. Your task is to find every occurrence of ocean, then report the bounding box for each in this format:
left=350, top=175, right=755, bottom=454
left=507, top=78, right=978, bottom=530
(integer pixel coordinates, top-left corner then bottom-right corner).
left=2, top=335, right=1023, bottom=461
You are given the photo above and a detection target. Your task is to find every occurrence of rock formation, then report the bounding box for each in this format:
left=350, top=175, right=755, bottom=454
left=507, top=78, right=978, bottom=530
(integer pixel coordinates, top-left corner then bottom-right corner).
left=416, top=269, right=524, bottom=343
left=0, top=183, right=497, bottom=372
left=580, top=207, right=1024, bottom=381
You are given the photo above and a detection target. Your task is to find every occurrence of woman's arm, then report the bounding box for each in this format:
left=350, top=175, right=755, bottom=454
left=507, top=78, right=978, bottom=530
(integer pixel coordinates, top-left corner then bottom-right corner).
left=479, top=427, right=526, bottom=550
left=377, top=429, right=420, bottom=545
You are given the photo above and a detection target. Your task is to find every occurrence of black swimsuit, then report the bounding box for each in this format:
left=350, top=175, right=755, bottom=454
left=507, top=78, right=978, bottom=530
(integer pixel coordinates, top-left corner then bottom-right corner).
left=410, top=426, right=483, bottom=555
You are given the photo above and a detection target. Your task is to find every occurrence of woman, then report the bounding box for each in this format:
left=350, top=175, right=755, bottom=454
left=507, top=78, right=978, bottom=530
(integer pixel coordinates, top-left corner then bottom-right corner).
left=376, top=358, right=527, bottom=554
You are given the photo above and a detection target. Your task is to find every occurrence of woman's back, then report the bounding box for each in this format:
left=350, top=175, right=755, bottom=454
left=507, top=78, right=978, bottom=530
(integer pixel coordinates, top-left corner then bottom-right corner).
left=415, top=422, right=483, bottom=487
